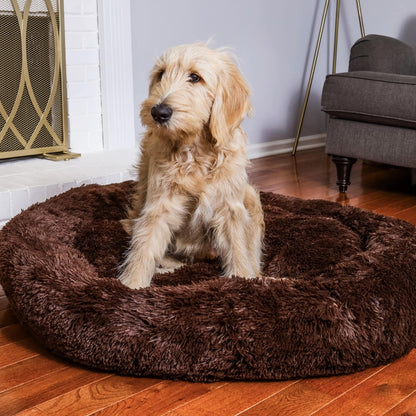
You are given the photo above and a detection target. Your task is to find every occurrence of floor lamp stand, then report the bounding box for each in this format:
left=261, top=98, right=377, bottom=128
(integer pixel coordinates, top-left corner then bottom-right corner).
left=292, top=0, right=365, bottom=156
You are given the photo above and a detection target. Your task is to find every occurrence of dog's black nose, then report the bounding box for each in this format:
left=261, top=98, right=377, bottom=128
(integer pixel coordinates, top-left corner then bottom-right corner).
left=151, top=104, right=173, bottom=124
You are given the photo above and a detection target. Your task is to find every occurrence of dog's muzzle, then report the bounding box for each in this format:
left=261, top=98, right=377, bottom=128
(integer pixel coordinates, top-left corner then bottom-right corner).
left=151, top=104, right=173, bottom=124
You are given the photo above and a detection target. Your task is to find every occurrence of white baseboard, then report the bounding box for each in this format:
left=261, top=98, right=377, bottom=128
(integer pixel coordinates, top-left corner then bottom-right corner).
left=247, top=134, right=326, bottom=160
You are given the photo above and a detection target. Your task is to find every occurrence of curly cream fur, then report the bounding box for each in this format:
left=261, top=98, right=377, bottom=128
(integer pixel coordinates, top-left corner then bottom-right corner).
left=119, top=43, right=264, bottom=289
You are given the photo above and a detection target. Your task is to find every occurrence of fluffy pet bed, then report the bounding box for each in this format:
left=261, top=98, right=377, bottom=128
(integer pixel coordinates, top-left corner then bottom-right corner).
left=0, top=181, right=415, bottom=382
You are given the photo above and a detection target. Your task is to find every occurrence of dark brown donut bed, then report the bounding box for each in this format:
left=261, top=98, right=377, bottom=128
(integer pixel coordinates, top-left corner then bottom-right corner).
left=0, top=181, right=415, bottom=382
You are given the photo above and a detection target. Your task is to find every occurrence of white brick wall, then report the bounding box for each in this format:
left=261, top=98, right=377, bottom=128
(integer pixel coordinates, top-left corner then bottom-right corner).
left=64, top=0, right=103, bottom=153
left=0, top=0, right=138, bottom=229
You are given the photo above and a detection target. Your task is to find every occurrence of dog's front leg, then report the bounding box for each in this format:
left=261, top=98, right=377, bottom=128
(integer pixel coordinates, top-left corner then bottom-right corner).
left=119, top=195, right=187, bottom=289
left=213, top=202, right=257, bottom=279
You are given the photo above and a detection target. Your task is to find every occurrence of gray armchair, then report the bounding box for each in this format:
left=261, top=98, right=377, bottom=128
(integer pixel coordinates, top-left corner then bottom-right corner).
left=321, top=34, right=416, bottom=192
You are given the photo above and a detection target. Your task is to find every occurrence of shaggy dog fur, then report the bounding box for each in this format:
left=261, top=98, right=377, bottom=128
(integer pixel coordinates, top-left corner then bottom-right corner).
left=119, top=43, right=264, bottom=289
left=0, top=182, right=415, bottom=382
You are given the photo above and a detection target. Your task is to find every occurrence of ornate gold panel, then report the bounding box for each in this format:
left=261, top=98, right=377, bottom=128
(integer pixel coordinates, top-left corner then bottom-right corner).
left=0, top=0, right=71, bottom=159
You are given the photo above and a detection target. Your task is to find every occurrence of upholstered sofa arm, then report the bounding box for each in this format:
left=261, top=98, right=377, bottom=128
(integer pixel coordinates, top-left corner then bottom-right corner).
left=321, top=71, right=416, bottom=129
left=349, top=34, right=416, bottom=75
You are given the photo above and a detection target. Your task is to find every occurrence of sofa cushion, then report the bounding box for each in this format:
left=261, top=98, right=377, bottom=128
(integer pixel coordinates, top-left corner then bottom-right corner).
left=321, top=71, right=416, bottom=129
left=349, top=35, right=416, bottom=75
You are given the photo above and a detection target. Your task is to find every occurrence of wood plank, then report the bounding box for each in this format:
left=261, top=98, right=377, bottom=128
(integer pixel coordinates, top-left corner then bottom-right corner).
left=33, top=375, right=160, bottom=416
left=0, top=338, right=43, bottom=367
left=304, top=365, right=388, bottom=397
left=164, top=380, right=298, bottom=416
left=377, top=195, right=416, bottom=217
left=239, top=382, right=333, bottom=416
left=358, top=194, right=416, bottom=218
left=351, top=191, right=399, bottom=211
left=238, top=362, right=386, bottom=416
left=0, top=354, right=67, bottom=393
left=15, top=408, right=46, bottom=416
left=383, top=391, right=416, bottom=415
left=0, top=323, right=29, bottom=346
left=313, top=350, right=416, bottom=416
left=347, top=192, right=393, bottom=213
left=393, top=205, right=416, bottom=225
left=0, top=366, right=112, bottom=416
left=91, top=380, right=226, bottom=416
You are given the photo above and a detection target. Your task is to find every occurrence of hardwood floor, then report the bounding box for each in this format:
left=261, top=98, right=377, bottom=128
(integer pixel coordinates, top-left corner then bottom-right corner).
left=1, top=147, right=416, bottom=415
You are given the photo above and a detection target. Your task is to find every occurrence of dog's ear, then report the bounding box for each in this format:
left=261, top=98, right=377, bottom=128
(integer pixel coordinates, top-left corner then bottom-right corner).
left=148, top=54, right=166, bottom=93
left=148, top=65, right=164, bottom=93
left=209, top=57, right=252, bottom=147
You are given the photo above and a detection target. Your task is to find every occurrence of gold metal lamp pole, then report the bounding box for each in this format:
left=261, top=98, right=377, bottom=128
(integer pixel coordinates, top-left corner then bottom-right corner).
left=291, top=0, right=365, bottom=156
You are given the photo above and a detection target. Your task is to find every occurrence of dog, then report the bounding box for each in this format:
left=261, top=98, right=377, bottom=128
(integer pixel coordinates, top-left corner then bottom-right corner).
left=119, top=43, right=264, bottom=289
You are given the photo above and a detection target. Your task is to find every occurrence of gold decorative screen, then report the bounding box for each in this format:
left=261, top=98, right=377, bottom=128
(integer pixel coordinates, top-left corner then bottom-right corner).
left=0, top=0, right=70, bottom=160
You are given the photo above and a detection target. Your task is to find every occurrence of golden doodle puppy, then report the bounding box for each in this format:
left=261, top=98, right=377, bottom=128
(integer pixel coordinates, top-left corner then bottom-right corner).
left=119, top=43, right=264, bottom=289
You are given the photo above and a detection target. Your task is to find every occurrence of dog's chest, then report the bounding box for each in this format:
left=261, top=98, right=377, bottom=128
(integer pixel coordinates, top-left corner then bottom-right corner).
left=154, top=149, right=215, bottom=194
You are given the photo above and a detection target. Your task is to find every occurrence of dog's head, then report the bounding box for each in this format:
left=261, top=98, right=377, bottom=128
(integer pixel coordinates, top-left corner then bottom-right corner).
left=141, top=43, right=252, bottom=147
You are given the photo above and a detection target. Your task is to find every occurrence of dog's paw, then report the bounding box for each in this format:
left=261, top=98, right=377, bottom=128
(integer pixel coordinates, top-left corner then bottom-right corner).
left=223, top=266, right=260, bottom=280
left=155, top=256, right=185, bottom=274
left=118, top=270, right=150, bottom=289
left=118, top=272, right=138, bottom=289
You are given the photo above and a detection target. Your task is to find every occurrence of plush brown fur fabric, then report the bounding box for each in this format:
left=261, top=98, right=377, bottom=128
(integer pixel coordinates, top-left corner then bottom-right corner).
left=0, top=181, right=415, bottom=382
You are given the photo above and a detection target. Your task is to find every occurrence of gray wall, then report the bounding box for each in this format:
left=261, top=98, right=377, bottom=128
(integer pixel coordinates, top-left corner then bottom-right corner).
left=130, top=0, right=416, bottom=148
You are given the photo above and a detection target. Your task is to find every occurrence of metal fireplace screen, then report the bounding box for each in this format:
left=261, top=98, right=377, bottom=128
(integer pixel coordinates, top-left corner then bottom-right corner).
left=0, top=0, right=69, bottom=159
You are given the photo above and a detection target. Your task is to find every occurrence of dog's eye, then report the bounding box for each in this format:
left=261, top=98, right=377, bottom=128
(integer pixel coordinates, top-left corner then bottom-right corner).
left=189, top=73, right=201, bottom=83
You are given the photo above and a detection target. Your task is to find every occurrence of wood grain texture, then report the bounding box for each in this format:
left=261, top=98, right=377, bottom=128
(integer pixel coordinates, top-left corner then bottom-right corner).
left=383, top=391, right=416, bottom=416
left=14, top=409, right=46, bottom=416
left=0, top=148, right=415, bottom=415
left=35, top=376, right=160, bottom=416
left=313, top=350, right=416, bottom=416
left=0, top=354, right=67, bottom=393
left=91, top=380, right=227, bottom=416
left=0, top=338, right=43, bottom=367
left=0, top=323, right=29, bottom=346
left=0, top=367, right=110, bottom=416
left=164, top=381, right=298, bottom=416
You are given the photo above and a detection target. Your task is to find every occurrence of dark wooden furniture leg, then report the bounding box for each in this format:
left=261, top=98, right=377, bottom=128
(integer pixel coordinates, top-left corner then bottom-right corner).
left=331, top=155, right=357, bottom=193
